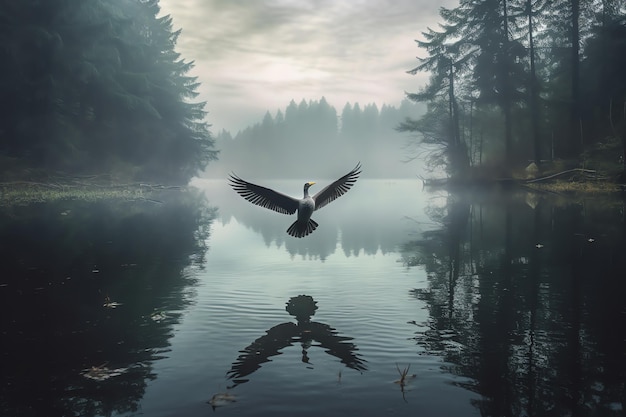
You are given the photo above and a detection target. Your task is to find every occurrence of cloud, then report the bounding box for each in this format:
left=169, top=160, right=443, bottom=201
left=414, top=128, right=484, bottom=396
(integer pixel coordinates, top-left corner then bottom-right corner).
left=158, top=0, right=456, bottom=132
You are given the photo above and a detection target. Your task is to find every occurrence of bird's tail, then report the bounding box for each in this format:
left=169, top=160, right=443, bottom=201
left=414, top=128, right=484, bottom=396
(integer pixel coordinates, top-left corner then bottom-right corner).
left=286, top=219, right=318, bottom=238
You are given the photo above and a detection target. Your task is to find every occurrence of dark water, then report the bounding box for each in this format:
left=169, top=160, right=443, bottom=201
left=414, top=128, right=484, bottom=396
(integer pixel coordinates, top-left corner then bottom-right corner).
left=1, top=180, right=624, bottom=417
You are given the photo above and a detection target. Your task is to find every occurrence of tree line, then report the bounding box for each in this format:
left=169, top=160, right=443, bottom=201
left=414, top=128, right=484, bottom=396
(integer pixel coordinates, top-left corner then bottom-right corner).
left=207, top=98, right=423, bottom=178
left=0, top=0, right=216, bottom=183
left=400, top=0, right=626, bottom=180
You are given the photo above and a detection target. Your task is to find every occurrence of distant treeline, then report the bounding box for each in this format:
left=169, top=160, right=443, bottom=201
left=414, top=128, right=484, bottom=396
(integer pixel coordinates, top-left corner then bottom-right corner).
left=0, top=0, right=216, bottom=183
left=401, top=0, right=626, bottom=179
left=206, top=98, right=424, bottom=178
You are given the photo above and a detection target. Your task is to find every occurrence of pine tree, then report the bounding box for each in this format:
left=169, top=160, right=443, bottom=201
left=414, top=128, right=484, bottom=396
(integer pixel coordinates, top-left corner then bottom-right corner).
left=0, top=0, right=216, bottom=183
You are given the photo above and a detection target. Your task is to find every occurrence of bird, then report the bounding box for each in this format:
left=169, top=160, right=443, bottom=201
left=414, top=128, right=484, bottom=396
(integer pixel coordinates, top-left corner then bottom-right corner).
left=228, top=163, right=361, bottom=238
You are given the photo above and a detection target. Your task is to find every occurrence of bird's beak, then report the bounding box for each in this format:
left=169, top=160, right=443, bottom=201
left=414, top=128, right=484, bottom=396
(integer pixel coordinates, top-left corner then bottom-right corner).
left=308, top=182, right=316, bottom=186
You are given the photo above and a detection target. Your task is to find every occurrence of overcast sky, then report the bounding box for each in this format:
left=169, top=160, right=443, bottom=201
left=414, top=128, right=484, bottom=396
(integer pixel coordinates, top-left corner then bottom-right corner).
left=158, top=0, right=457, bottom=133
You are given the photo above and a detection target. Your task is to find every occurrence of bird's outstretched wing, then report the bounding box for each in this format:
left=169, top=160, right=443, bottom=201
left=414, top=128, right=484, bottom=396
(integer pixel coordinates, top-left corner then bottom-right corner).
left=228, top=174, right=299, bottom=215
left=312, top=162, right=361, bottom=211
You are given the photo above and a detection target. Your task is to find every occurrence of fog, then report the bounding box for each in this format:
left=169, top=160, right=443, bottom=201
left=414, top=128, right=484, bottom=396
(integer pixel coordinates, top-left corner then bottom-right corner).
left=201, top=98, right=428, bottom=180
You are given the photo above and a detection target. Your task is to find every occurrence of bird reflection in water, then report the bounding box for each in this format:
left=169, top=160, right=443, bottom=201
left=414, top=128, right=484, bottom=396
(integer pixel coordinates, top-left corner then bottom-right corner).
left=226, top=295, right=367, bottom=388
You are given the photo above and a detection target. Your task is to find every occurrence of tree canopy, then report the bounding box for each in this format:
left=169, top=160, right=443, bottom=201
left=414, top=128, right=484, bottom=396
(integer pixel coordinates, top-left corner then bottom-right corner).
left=0, top=0, right=217, bottom=183
left=402, top=0, right=626, bottom=180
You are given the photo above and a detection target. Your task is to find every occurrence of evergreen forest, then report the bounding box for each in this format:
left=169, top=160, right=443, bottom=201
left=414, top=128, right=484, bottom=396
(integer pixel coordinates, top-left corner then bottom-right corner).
left=206, top=98, right=423, bottom=179
left=2, top=0, right=625, bottom=186
left=400, top=0, right=626, bottom=183
left=0, top=0, right=216, bottom=184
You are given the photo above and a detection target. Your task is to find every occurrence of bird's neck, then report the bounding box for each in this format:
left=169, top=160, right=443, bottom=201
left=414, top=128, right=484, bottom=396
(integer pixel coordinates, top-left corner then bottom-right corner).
left=303, top=188, right=310, bottom=198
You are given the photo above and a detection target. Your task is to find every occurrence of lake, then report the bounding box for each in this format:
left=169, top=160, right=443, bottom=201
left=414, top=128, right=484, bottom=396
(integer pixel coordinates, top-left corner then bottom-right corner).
left=1, top=179, right=625, bottom=417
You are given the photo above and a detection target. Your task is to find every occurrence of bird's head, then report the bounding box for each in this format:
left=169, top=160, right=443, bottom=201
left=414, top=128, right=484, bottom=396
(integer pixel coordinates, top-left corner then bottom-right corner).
left=302, top=181, right=315, bottom=197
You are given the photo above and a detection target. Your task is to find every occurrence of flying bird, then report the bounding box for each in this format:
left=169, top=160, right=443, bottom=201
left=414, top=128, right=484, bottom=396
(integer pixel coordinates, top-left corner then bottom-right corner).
left=228, top=163, right=362, bottom=238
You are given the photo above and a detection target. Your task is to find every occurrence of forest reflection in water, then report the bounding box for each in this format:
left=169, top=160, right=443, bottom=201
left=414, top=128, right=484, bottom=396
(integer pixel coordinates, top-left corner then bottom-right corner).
left=0, top=190, right=215, bottom=417
left=401, top=188, right=626, bottom=416
left=1, top=180, right=625, bottom=417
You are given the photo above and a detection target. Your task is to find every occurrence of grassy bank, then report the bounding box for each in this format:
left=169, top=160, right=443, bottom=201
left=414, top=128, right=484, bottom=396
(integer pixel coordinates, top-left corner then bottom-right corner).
left=523, top=179, right=623, bottom=194
left=0, top=179, right=185, bottom=206
left=0, top=156, right=188, bottom=206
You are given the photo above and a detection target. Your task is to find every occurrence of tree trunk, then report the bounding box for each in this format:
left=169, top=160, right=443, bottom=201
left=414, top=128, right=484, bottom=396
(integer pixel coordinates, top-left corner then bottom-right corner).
left=448, top=63, right=470, bottom=176
left=527, top=0, right=541, bottom=164
left=570, top=0, right=581, bottom=153
left=502, top=0, right=513, bottom=165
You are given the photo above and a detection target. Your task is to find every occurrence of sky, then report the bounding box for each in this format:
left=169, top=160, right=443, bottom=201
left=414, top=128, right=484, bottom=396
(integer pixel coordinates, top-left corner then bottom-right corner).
left=157, top=0, right=457, bottom=134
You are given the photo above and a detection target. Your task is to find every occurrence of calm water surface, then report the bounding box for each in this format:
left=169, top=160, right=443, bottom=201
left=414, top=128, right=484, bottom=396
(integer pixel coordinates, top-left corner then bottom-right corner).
left=1, top=179, right=625, bottom=417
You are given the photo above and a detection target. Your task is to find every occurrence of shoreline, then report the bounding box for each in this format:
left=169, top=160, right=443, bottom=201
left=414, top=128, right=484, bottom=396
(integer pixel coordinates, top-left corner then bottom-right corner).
left=0, top=179, right=187, bottom=206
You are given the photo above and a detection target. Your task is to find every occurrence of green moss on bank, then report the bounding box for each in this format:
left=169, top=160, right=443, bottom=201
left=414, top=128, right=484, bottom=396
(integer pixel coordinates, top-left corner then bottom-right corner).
left=0, top=181, right=186, bottom=206
left=523, top=180, right=622, bottom=194
left=1, top=184, right=142, bottom=206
